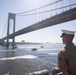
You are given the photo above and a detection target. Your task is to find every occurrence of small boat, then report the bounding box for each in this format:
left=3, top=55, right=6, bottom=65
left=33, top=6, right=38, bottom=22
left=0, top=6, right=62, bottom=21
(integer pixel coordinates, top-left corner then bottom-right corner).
left=31, top=48, right=38, bottom=51
left=12, top=45, right=17, bottom=49
left=41, top=46, right=44, bottom=48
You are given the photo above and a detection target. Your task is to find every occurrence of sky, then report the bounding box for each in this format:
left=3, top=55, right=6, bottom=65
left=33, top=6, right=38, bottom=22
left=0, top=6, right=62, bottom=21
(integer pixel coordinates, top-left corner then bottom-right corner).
left=0, top=0, right=76, bottom=43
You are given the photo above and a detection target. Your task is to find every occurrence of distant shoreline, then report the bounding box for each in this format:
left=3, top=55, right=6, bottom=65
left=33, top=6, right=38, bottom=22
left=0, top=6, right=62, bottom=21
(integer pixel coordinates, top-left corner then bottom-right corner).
left=16, top=42, right=43, bottom=45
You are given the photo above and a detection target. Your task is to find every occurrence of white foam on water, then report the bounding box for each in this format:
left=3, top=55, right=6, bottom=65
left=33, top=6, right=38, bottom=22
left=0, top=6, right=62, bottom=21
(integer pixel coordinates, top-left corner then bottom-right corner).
left=0, top=55, right=37, bottom=61
left=48, top=53, right=58, bottom=56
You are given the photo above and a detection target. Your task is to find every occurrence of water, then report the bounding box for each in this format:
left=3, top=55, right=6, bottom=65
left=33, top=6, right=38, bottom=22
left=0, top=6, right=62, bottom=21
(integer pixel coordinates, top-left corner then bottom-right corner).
left=0, top=43, right=64, bottom=75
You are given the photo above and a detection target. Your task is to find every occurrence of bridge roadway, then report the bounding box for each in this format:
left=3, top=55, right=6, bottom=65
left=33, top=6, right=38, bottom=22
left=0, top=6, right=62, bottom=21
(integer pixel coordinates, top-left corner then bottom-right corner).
left=2, top=7, right=76, bottom=40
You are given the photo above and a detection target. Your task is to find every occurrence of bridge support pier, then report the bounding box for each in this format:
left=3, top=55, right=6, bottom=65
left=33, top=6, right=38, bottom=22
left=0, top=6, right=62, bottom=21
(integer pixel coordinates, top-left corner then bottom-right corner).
left=6, top=13, right=16, bottom=49
left=12, top=37, right=15, bottom=49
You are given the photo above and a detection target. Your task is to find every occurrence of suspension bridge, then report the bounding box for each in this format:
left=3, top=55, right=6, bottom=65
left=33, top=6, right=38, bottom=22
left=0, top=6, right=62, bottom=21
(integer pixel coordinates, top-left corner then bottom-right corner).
left=0, top=0, right=76, bottom=48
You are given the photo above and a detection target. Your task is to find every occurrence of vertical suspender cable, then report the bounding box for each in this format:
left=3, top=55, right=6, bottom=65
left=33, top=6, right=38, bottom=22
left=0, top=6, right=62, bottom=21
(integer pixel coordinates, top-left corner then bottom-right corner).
left=69, top=0, right=71, bottom=9
left=36, top=8, right=38, bottom=23
left=40, top=8, right=42, bottom=21
left=50, top=4, right=52, bottom=17
left=1, top=19, right=8, bottom=38
left=55, top=2, right=57, bottom=15
left=61, top=0, right=64, bottom=12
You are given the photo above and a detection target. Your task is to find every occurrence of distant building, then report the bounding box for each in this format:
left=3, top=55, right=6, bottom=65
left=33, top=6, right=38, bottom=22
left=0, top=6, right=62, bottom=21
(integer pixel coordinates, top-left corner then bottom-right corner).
left=22, top=40, right=25, bottom=44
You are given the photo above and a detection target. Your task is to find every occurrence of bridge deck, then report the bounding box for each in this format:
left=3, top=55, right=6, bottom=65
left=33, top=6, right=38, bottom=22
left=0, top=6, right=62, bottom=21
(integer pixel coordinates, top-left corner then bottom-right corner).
left=2, top=7, right=76, bottom=40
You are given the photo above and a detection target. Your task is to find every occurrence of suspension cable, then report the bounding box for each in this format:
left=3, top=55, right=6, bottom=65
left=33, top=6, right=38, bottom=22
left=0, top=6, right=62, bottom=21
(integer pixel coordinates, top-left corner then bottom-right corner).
left=15, top=0, right=63, bottom=15
left=16, top=3, right=76, bottom=16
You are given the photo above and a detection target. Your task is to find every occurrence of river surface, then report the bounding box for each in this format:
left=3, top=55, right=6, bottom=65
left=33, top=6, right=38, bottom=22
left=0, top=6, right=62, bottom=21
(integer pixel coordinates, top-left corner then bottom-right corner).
left=0, top=43, right=64, bottom=75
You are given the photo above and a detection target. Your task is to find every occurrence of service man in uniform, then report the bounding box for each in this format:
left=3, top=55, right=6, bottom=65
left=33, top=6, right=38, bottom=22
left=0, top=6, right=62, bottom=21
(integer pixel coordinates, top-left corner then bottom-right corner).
left=58, top=29, right=76, bottom=75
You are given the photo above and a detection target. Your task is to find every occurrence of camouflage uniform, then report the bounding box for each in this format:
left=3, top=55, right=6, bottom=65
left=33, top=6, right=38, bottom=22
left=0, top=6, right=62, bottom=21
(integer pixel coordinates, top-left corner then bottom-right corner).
left=58, top=43, right=76, bottom=75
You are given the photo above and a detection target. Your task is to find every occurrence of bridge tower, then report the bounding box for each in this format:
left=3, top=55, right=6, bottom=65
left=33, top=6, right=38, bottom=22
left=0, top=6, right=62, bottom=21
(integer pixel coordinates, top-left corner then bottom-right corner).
left=7, top=13, right=16, bottom=49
